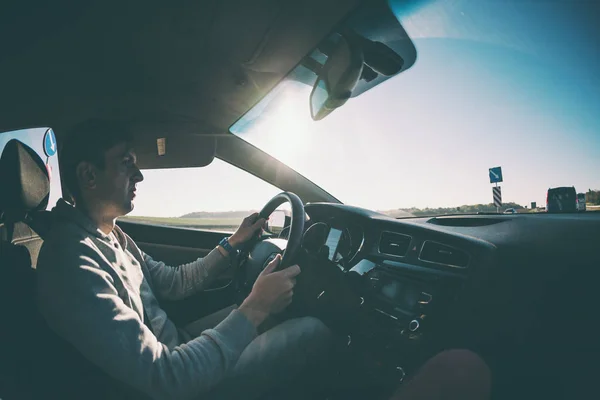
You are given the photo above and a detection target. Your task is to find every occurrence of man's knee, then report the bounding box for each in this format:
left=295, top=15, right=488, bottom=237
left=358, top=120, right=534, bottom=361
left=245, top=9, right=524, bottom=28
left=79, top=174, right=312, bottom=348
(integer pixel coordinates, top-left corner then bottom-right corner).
left=425, top=349, right=490, bottom=384
left=278, top=316, right=333, bottom=361
left=295, top=316, right=332, bottom=345
left=392, top=349, right=491, bottom=400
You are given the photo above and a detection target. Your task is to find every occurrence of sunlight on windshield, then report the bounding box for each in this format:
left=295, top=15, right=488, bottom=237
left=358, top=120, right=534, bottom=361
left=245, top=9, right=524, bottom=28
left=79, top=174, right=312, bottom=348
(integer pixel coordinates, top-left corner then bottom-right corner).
left=232, top=0, right=600, bottom=217
left=247, top=81, right=315, bottom=164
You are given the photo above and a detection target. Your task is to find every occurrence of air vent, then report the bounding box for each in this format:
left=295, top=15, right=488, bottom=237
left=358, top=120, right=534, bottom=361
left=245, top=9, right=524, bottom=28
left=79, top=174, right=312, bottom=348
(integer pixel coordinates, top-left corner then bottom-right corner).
left=419, top=241, right=469, bottom=269
left=378, top=231, right=411, bottom=257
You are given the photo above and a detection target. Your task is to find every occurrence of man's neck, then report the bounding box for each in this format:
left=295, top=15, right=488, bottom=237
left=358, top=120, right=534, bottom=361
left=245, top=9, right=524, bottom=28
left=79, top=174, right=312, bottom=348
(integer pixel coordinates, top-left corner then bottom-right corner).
left=76, top=202, right=116, bottom=235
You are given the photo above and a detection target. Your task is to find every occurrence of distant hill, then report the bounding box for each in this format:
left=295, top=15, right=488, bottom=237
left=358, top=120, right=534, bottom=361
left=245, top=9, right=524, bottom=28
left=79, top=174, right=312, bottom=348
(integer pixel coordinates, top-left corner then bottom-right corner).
left=378, top=209, right=415, bottom=218
left=379, top=202, right=525, bottom=218
left=180, top=210, right=258, bottom=219
left=178, top=202, right=527, bottom=221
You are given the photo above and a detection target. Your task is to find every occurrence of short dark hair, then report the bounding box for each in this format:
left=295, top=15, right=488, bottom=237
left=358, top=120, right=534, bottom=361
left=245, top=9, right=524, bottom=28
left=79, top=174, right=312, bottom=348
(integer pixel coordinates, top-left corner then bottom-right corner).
left=60, top=120, right=134, bottom=203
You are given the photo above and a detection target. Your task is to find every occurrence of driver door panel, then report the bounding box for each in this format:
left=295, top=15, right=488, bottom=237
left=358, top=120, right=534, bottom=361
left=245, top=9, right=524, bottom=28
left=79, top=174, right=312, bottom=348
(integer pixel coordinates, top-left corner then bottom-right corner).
left=117, top=220, right=236, bottom=326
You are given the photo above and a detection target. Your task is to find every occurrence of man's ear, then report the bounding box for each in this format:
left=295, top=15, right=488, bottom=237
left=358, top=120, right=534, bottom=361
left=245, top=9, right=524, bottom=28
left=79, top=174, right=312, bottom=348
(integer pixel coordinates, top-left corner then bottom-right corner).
left=75, top=161, right=98, bottom=192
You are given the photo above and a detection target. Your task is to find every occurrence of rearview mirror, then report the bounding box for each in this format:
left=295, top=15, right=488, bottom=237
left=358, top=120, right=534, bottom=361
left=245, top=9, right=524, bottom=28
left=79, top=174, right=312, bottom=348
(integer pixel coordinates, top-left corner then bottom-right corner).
left=310, top=33, right=364, bottom=121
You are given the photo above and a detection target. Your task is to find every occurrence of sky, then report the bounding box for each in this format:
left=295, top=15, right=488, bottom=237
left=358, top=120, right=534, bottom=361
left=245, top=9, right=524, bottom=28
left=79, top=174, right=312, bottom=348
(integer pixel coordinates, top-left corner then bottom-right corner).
left=4, top=1, right=599, bottom=217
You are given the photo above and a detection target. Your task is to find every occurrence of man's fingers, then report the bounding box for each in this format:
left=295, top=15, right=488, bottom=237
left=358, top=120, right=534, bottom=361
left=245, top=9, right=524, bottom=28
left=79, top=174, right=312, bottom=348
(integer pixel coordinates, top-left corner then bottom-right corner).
left=283, top=279, right=294, bottom=291
left=282, top=264, right=301, bottom=278
left=261, top=254, right=281, bottom=275
left=252, top=217, right=267, bottom=231
left=247, top=212, right=259, bottom=222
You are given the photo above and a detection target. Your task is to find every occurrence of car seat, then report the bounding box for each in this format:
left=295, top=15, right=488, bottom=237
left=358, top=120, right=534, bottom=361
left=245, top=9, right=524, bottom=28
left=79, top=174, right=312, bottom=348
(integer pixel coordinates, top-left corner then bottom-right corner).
left=0, top=139, right=53, bottom=399
left=0, top=139, right=148, bottom=400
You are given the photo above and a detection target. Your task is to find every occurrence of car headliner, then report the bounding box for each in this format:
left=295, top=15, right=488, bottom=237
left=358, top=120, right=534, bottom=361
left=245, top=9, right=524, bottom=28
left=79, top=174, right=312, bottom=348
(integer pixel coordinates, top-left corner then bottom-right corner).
left=0, top=0, right=361, bottom=137
left=2, top=0, right=378, bottom=203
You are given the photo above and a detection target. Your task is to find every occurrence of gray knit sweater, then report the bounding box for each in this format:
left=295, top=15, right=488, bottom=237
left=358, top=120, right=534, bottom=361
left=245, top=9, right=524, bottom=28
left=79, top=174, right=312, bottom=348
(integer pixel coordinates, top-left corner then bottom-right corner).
left=37, top=200, right=257, bottom=400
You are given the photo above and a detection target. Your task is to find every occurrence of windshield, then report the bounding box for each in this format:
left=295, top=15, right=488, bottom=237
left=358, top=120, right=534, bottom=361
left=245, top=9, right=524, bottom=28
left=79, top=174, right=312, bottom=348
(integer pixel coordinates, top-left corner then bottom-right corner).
left=231, top=0, right=600, bottom=216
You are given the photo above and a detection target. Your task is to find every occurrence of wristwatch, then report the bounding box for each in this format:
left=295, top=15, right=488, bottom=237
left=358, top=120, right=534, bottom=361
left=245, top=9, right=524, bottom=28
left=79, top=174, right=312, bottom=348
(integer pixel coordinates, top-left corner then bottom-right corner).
left=218, top=237, right=238, bottom=256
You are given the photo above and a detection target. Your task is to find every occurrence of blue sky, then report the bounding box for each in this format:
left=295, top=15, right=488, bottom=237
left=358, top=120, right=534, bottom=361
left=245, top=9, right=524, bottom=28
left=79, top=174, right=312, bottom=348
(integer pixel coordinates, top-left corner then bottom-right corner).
left=5, top=1, right=599, bottom=217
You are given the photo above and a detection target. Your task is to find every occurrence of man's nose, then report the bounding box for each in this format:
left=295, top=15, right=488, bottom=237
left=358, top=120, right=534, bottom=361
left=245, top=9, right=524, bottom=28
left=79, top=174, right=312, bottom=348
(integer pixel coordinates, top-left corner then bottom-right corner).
left=132, top=165, right=144, bottom=183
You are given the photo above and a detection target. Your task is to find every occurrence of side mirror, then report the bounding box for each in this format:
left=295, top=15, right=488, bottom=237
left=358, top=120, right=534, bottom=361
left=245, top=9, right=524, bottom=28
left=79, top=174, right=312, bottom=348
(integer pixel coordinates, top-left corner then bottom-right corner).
left=266, top=209, right=287, bottom=234
left=310, top=33, right=364, bottom=121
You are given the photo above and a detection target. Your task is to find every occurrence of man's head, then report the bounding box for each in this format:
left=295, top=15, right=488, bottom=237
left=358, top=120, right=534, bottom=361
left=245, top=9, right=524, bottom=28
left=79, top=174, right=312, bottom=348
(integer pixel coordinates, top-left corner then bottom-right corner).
left=60, top=120, right=144, bottom=219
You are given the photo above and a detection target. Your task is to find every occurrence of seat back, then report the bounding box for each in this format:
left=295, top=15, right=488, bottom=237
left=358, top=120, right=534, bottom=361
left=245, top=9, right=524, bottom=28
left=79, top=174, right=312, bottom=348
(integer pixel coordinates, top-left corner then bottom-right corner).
left=0, top=139, right=52, bottom=399
left=0, top=139, right=149, bottom=400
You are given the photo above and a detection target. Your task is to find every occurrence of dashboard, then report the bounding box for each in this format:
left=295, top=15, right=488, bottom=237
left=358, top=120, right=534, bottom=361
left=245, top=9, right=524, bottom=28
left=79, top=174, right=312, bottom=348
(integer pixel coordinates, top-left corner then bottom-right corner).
left=277, top=202, right=496, bottom=388
left=280, top=202, right=600, bottom=398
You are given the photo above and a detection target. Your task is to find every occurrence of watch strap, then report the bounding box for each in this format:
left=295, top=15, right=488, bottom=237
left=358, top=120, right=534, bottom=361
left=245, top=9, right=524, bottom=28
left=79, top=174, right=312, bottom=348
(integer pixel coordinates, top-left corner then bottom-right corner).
left=218, top=237, right=238, bottom=255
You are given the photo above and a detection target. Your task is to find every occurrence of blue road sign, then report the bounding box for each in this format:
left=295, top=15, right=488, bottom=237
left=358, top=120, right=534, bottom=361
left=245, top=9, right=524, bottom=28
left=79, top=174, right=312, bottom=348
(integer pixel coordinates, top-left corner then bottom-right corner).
left=489, top=166, right=503, bottom=183
left=43, top=128, right=57, bottom=157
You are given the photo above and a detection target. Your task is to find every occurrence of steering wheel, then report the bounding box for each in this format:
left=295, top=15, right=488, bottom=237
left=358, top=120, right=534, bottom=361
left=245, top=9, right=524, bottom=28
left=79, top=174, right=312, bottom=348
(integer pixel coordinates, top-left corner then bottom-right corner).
left=234, top=191, right=364, bottom=330
left=236, top=192, right=305, bottom=298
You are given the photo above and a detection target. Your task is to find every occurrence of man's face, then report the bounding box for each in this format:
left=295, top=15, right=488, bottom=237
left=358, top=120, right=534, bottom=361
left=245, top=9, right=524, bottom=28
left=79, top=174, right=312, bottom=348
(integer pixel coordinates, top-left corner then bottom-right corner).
left=92, top=142, right=144, bottom=218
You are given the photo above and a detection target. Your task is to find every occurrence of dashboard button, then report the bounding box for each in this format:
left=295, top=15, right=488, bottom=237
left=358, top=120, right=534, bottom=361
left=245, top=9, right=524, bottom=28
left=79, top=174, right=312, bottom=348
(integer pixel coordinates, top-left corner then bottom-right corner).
left=369, top=275, right=381, bottom=289
left=396, top=366, right=406, bottom=383
left=408, top=319, right=420, bottom=332
left=418, top=292, right=433, bottom=305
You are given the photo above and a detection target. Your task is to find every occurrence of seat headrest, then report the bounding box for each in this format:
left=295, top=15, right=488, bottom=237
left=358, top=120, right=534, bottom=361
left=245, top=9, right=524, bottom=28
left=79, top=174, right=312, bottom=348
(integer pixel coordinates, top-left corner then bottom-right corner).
left=0, top=139, right=50, bottom=218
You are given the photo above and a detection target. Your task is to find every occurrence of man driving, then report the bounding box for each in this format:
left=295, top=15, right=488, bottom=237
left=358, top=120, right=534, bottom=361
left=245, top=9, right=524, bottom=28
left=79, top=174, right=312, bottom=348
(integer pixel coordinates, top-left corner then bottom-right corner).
left=36, top=120, right=332, bottom=400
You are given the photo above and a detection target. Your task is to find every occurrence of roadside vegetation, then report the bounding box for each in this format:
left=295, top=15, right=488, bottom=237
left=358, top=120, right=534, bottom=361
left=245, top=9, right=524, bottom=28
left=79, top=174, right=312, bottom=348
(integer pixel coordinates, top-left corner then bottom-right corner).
left=122, top=192, right=600, bottom=231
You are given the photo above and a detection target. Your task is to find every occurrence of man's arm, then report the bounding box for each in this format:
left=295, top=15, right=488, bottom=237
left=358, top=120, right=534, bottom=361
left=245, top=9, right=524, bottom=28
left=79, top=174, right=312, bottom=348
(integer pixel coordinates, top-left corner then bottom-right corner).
left=132, top=213, right=266, bottom=301
left=37, top=243, right=256, bottom=400
left=140, top=245, right=232, bottom=301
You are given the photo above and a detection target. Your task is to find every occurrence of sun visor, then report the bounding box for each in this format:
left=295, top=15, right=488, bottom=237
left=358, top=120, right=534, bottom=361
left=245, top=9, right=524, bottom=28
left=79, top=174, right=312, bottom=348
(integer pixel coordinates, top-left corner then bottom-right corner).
left=134, top=134, right=216, bottom=169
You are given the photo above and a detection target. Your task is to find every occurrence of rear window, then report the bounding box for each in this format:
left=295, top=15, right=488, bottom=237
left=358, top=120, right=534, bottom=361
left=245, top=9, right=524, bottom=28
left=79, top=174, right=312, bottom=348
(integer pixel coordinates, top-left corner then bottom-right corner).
left=0, top=128, right=62, bottom=210
left=548, top=187, right=576, bottom=197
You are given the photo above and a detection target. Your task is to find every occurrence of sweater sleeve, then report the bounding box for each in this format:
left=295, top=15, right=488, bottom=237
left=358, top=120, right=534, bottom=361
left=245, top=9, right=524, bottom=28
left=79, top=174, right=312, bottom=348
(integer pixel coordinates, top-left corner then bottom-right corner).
left=37, top=241, right=256, bottom=400
left=141, top=245, right=232, bottom=301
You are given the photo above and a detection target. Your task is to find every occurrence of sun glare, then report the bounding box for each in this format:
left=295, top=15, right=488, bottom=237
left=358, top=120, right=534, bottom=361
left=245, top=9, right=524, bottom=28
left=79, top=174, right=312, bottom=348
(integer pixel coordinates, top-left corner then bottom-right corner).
left=247, top=82, right=314, bottom=166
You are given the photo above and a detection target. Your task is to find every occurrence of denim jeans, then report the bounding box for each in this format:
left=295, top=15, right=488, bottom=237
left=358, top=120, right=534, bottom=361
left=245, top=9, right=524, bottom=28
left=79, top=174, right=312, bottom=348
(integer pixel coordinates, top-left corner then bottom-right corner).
left=184, top=306, right=333, bottom=400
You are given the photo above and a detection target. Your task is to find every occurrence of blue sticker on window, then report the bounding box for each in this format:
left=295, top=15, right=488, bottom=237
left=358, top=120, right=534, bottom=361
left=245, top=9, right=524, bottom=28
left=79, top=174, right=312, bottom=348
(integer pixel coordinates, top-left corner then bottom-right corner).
left=43, top=128, right=57, bottom=157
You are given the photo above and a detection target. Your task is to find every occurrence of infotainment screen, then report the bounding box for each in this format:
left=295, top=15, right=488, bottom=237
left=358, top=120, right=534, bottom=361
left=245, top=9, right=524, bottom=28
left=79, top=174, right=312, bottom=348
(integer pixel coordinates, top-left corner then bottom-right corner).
left=325, top=227, right=342, bottom=261
left=379, top=279, right=420, bottom=311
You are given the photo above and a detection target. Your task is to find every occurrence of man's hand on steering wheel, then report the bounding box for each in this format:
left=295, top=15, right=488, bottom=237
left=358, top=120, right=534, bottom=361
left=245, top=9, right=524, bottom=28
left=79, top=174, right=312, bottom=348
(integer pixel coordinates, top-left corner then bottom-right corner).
left=238, top=254, right=301, bottom=327
left=229, top=213, right=267, bottom=248
left=234, top=192, right=305, bottom=306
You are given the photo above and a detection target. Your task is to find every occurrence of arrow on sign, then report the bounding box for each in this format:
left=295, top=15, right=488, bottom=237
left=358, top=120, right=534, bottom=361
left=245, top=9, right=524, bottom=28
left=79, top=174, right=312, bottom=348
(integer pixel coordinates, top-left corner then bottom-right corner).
left=49, top=133, right=56, bottom=152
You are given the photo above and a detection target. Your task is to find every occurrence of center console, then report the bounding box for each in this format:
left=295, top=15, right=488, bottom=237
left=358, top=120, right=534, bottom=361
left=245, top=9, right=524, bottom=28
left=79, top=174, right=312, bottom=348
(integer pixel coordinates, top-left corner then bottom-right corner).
left=340, top=259, right=466, bottom=391
left=368, top=267, right=434, bottom=330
